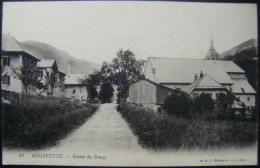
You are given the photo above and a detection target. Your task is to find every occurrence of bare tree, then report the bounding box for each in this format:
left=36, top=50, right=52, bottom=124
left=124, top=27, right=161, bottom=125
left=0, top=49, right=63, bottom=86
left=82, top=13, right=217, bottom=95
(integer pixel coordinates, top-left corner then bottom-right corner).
left=11, top=64, right=40, bottom=95
left=42, top=72, right=65, bottom=96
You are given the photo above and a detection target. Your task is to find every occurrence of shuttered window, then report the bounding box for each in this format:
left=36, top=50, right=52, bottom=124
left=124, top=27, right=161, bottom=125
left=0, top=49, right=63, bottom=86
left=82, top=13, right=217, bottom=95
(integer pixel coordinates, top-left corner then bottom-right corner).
left=2, top=57, right=10, bottom=66
left=3, top=75, right=10, bottom=85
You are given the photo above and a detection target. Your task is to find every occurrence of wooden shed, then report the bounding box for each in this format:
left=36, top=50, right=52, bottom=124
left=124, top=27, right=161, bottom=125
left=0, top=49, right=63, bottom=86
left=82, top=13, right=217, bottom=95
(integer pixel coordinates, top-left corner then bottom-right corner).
left=127, top=79, right=174, bottom=111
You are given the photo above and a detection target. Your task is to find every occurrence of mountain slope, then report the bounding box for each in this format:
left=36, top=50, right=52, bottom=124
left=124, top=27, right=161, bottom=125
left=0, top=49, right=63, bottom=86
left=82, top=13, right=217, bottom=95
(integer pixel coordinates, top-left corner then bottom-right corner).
left=20, top=41, right=100, bottom=74
left=219, top=39, right=258, bottom=91
left=220, top=39, right=257, bottom=60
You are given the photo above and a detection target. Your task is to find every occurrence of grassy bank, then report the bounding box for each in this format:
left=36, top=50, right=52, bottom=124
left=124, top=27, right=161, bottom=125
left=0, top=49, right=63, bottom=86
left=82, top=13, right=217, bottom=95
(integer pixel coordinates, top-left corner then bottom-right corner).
left=117, top=103, right=257, bottom=150
left=2, top=93, right=99, bottom=149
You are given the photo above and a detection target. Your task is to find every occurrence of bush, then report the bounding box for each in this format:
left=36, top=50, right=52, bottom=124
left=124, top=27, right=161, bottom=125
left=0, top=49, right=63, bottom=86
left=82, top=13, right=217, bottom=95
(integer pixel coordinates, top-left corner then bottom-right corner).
left=2, top=95, right=99, bottom=149
left=215, top=93, right=235, bottom=119
left=117, top=103, right=257, bottom=150
left=162, top=89, right=193, bottom=118
left=192, top=93, right=216, bottom=120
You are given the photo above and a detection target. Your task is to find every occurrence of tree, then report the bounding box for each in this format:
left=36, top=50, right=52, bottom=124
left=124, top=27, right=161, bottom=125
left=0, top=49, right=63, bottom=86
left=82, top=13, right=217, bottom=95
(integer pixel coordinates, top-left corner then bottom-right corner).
left=193, top=93, right=216, bottom=120
left=11, top=65, right=40, bottom=95
left=98, top=82, right=114, bottom=103
left=42, top=72, right=65, bottom=96
left=162, top=89, right=193, bottom=118
left=79, top=70, right=101, bottom=101
left=215, top=93, right=234, bottom=119
left=104, top=49, right=145, bottom=102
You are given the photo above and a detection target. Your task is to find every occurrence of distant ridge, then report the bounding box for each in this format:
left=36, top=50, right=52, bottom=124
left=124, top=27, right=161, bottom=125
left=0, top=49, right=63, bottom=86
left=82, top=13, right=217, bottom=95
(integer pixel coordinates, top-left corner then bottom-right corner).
left=20, top=40, right=100, bottom=74
left=220, top=39, right=257, bottom=60
left=219, top=39, right=258, bottom=91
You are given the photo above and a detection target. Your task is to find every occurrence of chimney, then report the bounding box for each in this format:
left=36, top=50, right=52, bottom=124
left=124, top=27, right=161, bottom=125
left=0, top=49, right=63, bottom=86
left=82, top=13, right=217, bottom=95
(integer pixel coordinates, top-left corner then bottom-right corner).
left=152, top=68, right=156, bottom=81
left=200, top=71, right=203, bottom=78
left=194, top=74, right=198, bottom=81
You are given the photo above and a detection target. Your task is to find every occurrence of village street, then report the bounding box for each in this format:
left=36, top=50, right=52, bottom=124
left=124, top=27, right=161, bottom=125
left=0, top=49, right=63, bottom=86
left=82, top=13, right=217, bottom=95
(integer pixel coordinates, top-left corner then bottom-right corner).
left=52, top=103, right=144, bottom=152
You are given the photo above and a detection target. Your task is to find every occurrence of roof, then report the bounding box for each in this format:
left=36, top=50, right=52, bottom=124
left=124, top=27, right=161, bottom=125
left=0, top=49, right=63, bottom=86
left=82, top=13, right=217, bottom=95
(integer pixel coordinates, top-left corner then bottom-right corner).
left=231, top=79, right=256, bottom=94
left=214, top=61, right=244, bottom=73
left=38, top=59, right=56, bottom=68
left=2, top=33, right=39, bottom=60
left=130, top=78, right=175, bottom=91
left=146, top=57, right=243, bottom=84
left=65, top=74, right=88, bottom=85
left=58, top=70, right=67, bottom=76
left=186, top=74, right=225, bottom=94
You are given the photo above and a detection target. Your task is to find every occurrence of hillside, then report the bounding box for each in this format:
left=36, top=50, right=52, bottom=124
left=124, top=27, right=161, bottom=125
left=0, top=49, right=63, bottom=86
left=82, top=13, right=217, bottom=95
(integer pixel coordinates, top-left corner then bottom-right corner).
left=220, top=39, right=257, bottom=60
left=20, top=41, right=100, bottom=74
left=220, top=39, right=258, bottom=91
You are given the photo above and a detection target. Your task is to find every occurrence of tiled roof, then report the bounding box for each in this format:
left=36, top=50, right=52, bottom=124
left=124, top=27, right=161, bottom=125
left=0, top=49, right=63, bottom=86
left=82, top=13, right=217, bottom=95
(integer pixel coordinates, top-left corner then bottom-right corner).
left=65, top=74, right=88, bottom=85
left=38, top=59, right=55, bottom=68
left=147, top=57, right=238, bottom=84
left=186, top=74, right=224, bottom=94
left=2, top=33, right=39, bottom=59
left=231, top=79, right=256, bottom=94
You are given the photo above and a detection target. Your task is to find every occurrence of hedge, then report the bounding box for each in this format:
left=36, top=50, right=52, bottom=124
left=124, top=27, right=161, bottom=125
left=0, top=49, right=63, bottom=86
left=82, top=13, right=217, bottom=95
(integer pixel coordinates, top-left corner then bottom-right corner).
left=117, top=103, right=257, bottom=150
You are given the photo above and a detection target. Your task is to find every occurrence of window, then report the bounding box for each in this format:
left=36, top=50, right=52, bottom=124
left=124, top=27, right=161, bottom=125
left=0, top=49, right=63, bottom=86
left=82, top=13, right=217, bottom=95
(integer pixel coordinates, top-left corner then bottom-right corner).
left=37, top=71, right=43, bottom=78
left=46, top=72, right=50, bottom=78
left=193, top=93, right=198, bottom=99
left=247, top=97, right=250, bottom=101
left=73, top=89, right=76, bottom=94
left=216, top=93, right=220, bottom=98
left=208, top=93, right=212, bottom=98
left=238, top=97, right=240, bottom=101
left=2, top=57, right=10, bottom=66
left=3, top=75, right=10, bottom=85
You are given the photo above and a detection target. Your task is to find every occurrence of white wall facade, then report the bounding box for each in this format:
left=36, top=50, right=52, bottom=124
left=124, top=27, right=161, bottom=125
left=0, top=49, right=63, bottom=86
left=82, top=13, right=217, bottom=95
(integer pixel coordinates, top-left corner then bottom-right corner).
left=190, top=90, right=228, bottom=100
left=1, top=55, right=23, bottom=93
left=234, top=94, right=255, bottom=108
left=64, top=85, right=88, bottom=102
left=2, top=54, right=38, bottom=95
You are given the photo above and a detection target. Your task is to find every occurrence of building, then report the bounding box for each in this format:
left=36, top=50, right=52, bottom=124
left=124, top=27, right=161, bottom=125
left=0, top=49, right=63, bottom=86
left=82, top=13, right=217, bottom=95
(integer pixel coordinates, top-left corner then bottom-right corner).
left=53, top=70, right=66, bottom=97
left=206, top=35, right=220, bottom=60
left=185, top=73, right=230, bottom=100
left=145, top=57, right=255, bottom=109
left=64, top=74, right=88, bottom=102
left=146, top=57, right=256, bottom=109
left=1, top=33, right=40, bottom=95
left=127, top=79, right=174, bottom=112
left=37, top=59, right=59, bottom=96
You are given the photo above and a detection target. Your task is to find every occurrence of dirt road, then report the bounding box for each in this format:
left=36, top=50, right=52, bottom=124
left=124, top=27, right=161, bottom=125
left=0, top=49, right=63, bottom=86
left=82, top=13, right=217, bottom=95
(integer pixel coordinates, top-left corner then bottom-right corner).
left=53, top=103, right=143, bottom=152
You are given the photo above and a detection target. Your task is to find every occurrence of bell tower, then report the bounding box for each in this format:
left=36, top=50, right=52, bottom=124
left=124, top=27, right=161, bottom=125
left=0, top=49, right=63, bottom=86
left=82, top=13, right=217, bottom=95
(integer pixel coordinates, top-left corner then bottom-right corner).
left=206, top=34, right=220, bottom=60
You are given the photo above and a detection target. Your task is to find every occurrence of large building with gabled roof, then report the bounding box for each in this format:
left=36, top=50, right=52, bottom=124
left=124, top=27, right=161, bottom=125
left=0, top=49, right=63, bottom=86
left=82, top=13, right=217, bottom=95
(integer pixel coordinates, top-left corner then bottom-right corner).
left=145, top=56, right=256, bottom=110
left=1, top=33, right=40, bottom=95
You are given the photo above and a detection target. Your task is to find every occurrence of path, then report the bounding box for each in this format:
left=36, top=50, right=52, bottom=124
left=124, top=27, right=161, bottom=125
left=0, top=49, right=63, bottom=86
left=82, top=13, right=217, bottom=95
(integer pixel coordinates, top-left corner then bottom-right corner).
left=52, top=103, right=143, bottom=152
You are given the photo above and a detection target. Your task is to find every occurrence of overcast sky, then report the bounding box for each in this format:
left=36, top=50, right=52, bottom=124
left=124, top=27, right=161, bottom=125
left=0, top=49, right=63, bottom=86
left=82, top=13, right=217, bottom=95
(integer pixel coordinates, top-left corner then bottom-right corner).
left=2, top=1, right=258, bottom=64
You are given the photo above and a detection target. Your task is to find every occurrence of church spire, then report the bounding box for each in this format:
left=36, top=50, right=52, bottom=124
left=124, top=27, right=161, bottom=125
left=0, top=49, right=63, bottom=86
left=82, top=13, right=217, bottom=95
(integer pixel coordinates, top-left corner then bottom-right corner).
left=210, top=33, right=214, bottom=50
left=206, top=34, right=219, bottom=60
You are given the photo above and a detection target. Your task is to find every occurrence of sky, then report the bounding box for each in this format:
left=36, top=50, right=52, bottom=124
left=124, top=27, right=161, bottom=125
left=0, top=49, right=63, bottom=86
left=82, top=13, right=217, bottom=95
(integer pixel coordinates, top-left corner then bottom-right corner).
left=2, top=1, right=258, bottom=64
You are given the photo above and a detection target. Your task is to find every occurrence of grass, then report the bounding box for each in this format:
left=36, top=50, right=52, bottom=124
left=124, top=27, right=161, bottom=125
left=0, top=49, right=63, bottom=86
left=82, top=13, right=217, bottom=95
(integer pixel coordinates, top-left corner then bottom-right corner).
left=2, top=91, right=99, bottom=149
left=117, top=103, right=257, bottom=150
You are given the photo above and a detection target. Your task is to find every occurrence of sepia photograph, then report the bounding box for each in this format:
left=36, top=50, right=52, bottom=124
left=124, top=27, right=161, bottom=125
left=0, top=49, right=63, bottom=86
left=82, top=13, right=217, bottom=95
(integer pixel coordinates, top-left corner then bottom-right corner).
left=1, top=0, right=258, bottom=166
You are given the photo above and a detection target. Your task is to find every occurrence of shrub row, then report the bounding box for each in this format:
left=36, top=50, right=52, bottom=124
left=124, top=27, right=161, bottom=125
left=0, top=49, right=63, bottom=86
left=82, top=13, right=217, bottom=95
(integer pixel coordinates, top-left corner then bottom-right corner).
left=2, top=95, right=99, bottom=149
left=117, top=103, right=257, bottom=150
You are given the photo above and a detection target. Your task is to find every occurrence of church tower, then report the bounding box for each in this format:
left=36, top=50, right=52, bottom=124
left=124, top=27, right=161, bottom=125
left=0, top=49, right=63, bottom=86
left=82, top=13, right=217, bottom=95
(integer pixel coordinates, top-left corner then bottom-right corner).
left=206, top=34, right=220, bottom=60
